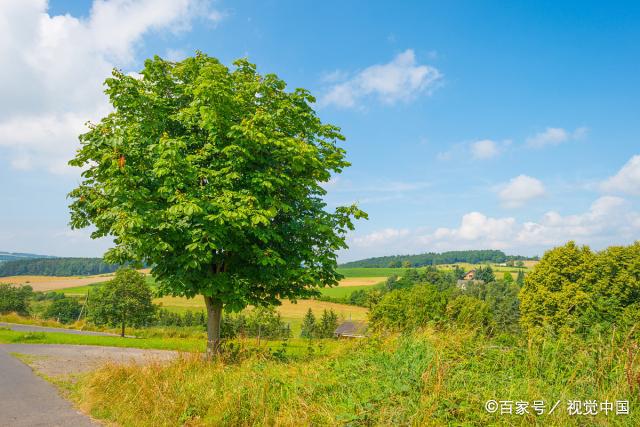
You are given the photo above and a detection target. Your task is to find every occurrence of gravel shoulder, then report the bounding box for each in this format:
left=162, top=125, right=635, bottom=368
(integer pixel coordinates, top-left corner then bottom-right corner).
left=0, top=322, right=120, bottom=337
left=1, top=343, right=178, bottom=377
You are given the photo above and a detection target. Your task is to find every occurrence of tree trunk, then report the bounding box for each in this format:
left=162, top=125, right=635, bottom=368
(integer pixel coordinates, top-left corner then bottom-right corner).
left=121, top=319, right=125, bottom=337
left=204, top=296, right=223, bottom=358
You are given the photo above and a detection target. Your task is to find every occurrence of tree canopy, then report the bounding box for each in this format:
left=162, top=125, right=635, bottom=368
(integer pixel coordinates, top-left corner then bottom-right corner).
left=519, top=241, right=640, bottom=337
left=69, top=53, right=365, bottom=353
left=88, top=268, right=155, bottom=337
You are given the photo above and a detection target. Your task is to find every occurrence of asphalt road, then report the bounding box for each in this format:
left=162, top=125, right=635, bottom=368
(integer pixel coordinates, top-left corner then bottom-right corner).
left=0, top=348, right=96, bottom=426
left=0, top=322, right=117, bottom=337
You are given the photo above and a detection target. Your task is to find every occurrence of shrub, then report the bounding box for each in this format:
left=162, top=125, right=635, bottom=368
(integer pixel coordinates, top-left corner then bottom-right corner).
left=370, top=284, right=446, bottom=331
left=0, top=283, right=32, bottom=315
left=446, top=295, right=493, bottom=331
left=43, top=297, right=82, bottom=324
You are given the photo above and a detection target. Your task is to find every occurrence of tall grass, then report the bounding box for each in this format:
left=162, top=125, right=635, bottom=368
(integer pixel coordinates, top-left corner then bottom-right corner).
left=73, top=327, right=640, bottom=426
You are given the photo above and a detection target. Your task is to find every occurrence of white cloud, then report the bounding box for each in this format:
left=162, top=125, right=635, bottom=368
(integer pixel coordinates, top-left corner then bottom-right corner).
left=471, top=139, right=499, bottom=159
left=601, top=155, right=640, bottom=196
left=0, top=0, right=222, bottom=174
left=526, top=126, right=588, bottom=148
left=428, top=213, right=517, bottom=250
left=352, top=228, right=410, bottom=246
left=320, top=49, right=442, bottom=108
left=497, top=175, right=546, bottom=208
left=346, top=196, right=640, bottom=259
left=438, top=139, right=510, bottom=161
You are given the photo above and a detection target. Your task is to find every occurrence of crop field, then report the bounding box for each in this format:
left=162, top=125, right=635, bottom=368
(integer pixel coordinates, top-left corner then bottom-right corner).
left=331, top=276, right=385, bottom=287
left=155, top=295, right=368, bottom=334
left=0, top=274, right=116, bottom=291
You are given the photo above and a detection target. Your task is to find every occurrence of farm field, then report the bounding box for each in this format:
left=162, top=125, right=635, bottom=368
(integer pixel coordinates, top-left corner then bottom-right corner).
left=156, top=295, right=368, bottom=335
left=9, top=262, right=532, bottom=297
left=0, top=274, right=116, bottom=291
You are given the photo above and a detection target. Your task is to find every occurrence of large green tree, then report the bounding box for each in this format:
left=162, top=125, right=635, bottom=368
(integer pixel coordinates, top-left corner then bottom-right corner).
left=519, top=241, right=640, bottom=337
left=69, top=53, right=365, bottom=354
left=519, top=242, right=594, bottom=335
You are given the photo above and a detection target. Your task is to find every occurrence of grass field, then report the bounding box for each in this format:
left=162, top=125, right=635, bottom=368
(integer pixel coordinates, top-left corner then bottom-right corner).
left=319, top=283, right=384, bottom=299
left=0, top=328, right=342, bottom=357
left=0, top=328, right=203, bottom=351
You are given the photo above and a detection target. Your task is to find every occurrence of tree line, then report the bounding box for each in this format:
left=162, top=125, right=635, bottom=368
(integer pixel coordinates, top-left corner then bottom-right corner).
left=1, top=268, right=290, bottom=340
left=0, top=257, right=120, bottom=277
left=365, top=241, right=640, bottom=340
left=340, top=249, right=536, bottom=268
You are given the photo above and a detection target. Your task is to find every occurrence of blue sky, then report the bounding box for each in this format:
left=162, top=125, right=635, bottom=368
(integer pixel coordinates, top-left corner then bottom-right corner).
left=1, top=0, right=639, bottom=261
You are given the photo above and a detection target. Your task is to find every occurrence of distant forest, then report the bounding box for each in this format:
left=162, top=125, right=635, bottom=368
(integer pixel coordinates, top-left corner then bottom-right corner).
left=0, top=258, right=119, bottom=277
left=340, top=250, right=537, bottom=268
left=0, top=251, right=55, bottom=262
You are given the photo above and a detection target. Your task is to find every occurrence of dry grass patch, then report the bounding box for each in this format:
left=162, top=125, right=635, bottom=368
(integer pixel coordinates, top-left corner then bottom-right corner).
left=2, top=269, right=151, bottom=292
left=1, top=275, right=115, bottom=291
left=336, top=277, right=385, bottom=287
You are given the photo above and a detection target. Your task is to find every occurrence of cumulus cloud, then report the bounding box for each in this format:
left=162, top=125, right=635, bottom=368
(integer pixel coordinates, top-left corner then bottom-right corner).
left=601, top=155, right=640, bottom=196
left=320, top=49, right=442, bottom=108
left=0, top=0, right=222, bottom=174
left=497, top=175, right=546, bottom=208
left=346, top=196, right=640, bottom=259
left=526, top=126, right=588, bottom=148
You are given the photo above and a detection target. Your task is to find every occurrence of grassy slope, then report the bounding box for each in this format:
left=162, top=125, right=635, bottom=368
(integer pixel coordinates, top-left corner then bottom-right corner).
left=70, top=328, right=640, bottom=426
left=319, top=283, right=383, bottom=299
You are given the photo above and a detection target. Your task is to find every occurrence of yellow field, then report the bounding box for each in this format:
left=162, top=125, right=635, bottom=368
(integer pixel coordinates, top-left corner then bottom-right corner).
left=336, top=277, right=385, bottom=287
left=0, top=274, right=115, bottom=291
left=2, top=269, right=152, bottom=292
left=156, top=295, right=368, bottom=322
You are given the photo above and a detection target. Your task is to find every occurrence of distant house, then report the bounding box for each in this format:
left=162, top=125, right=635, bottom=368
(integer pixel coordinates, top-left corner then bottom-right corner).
left=457, top=270, right=484, bottom=290
left=334, top=321, right=367, bottom=338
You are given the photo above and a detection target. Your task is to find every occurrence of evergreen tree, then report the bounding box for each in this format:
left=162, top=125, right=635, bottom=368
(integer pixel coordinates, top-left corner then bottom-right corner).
left=516, top=270, right=525, bottom=286
left=300, top=308, right=317, bottom=338
left=318, top=309, right=339, bottom=338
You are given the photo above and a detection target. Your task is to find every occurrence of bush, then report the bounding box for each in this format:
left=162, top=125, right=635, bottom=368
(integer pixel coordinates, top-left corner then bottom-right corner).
left=370, top=284, right=446, bottom=331
left=32, top=291, right=65, bottom=302
left=446, top=296, right=493, bottom=331
left=0, top=284, right=32, bottom=315
left=43, top=297, right=83, bottom=324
